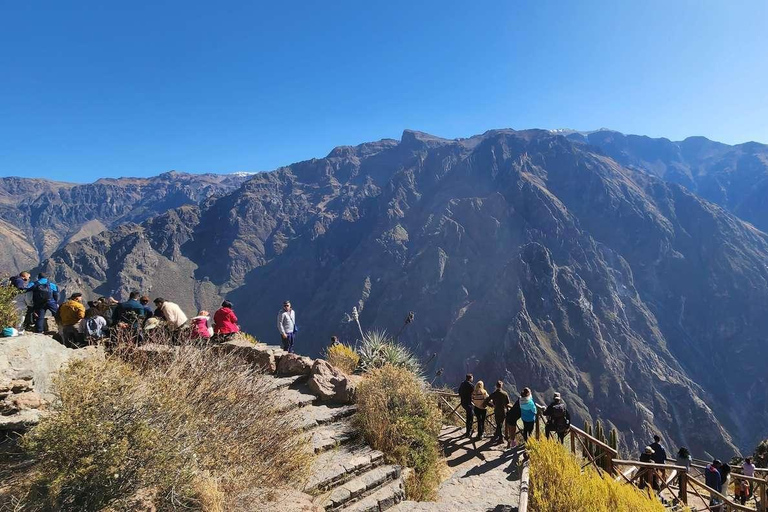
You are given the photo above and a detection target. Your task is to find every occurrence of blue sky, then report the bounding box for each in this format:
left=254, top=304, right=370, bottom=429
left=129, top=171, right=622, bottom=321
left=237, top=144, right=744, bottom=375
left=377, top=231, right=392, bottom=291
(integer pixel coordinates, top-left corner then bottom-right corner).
left=1, top=0, right=766, bottom=182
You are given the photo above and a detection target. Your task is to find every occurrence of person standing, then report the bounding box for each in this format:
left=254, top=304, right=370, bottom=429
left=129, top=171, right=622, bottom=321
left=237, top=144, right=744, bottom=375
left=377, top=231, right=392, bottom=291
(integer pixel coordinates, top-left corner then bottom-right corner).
left=213, top=300, right=239, bottom=341
left=486, top=380, right=510, bottom=444
left=519, top=387, right=537, bottom=442
left=457, top=374, right=474, bottom=438
left=650, top=435, right=668, bottom=464
left=277, top=300, right=296, bottom=353
left=742, top=457, right=756, bottom=478
left=705, top=459, right=723, bottom=507
left=472, top=380, right=490, bottom=439
left=676, top=447, right=692, bottom=500
left=9, top=272, right=32, bottom=330
left=29, top=273, right=60, bottom=334
left=59, top=293, right=86, bottom=347
left=543, top=392, right=571, bottom=443
left=505, top=396, right=521, bottom=449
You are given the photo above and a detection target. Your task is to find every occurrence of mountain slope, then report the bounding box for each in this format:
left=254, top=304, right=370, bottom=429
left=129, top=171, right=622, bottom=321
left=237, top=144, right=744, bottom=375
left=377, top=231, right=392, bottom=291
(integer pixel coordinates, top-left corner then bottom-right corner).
left=569, top=130, right=768, bottom=232
left=40, top=130, right=768, bottom=456
left=0, top=171, right=248, bottom=272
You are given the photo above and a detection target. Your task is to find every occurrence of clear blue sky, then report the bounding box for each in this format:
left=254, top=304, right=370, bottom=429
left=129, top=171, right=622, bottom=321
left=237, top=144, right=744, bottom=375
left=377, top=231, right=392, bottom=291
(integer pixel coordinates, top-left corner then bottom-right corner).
left=1, top=0, right=766, bottom=182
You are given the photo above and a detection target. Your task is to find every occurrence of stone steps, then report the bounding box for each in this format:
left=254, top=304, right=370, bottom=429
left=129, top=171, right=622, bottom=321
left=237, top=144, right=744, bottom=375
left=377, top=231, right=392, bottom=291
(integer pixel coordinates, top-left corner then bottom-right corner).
left=339, top=478, right=406, bottom=512
left=310, top=419, right=357, bottom=453
left=304, top=443, right=385, bottom=493
left=298, top=404, right=357, bottom=431
left=315, top=464, right=402, bottom=510
left=276, top=382, right=318, bottom=411
left=267, top=374, right=307, bottom=391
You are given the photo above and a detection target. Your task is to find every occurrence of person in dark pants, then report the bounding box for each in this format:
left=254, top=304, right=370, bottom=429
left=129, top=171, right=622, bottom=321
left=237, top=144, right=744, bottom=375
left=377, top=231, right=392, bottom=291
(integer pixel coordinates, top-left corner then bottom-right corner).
left=519, top=387, right=537, bottom=442
left=277, top=300, right=296, bottom=353
left=457, top=374, right=474, bottom=438
left=472, top=380, right=490, bottom=438
left=543, top=392, right=571, bottom=443
left=29, top=273, right=60, bottom=334
left=486, top=380, right=510, bottom=444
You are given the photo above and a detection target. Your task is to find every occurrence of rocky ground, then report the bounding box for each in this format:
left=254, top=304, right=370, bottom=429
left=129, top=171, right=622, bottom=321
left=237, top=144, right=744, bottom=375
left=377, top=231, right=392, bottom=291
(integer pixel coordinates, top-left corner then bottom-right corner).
left=0, top=334, right=526, bottom=512
left=393, top=425, right=522, bottom=512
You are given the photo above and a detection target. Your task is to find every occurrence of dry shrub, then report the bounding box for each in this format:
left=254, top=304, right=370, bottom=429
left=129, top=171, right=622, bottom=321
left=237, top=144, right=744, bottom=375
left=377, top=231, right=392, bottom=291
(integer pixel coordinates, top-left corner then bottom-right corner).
left=528, top=436, right=666, bottom=512
left=18, top=343, right=311, bottom=511
left=355, top=364, right=442, bottom=501
left=325, top=343, right=360, bottom=374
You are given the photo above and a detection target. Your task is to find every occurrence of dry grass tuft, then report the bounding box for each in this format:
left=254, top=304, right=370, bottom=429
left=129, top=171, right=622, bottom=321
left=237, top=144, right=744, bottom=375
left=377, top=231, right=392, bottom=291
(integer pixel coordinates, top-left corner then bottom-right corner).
left=355, top=364, right=442, bottom=501
left=325, top=343, right=360, bottom=374
left=527, top=436, right=666, bottom=512
left=12, top=338, right=311, bottom=511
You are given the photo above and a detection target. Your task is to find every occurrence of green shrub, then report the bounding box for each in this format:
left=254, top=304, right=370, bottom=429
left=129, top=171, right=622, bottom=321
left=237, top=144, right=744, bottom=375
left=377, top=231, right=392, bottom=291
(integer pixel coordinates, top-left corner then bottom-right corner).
left=19, top=345, right=311, bottom=511
left=0, top=277, right=21, bottom=329
left=355, top=364, right=442, bottom=501
left=528, top=436, right=666, bottom=512
left=325, top=343, right=360, bottom=374
left=358, top=330, right=422, bottom=377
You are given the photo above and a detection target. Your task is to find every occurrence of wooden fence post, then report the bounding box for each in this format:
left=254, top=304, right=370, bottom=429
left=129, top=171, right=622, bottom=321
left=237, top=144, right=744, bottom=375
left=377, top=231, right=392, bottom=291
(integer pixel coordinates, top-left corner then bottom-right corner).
left=537, top=412, right=542, bottom=439
left=679, top=471, right=688, bottom=505
left=570, top=429, right=576, bottom=454
left=760, top=478, right=767, bottom=512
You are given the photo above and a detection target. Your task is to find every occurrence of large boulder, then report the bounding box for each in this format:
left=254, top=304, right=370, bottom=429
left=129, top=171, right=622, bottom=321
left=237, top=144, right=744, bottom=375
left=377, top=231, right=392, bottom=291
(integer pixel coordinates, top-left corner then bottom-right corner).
left=276, top=353, right=314, bottom=377
left=215, top=340, right=287, bottom=373
left=0, top=333, right=101, bottom=431
left=307, top=360, right=355, bottom=404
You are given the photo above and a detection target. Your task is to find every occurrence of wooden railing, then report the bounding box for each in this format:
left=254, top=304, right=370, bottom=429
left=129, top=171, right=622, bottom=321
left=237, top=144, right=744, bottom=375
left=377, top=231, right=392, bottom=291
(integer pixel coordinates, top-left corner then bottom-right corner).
left=432, top=389, right=768, bottom=512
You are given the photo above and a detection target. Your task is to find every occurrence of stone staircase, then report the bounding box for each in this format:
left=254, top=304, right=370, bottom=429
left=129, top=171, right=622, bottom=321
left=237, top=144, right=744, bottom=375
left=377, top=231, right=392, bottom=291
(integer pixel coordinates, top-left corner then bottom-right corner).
left=216, top=341, right=406, bottom=511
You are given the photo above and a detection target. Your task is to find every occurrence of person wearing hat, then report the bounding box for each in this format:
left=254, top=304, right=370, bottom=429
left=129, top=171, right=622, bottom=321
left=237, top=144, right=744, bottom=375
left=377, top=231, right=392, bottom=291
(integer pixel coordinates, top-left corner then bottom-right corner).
left=543, top=392, right=571, bottom=443
left=639, top=446, right=656, bottom=489
left=277, top=300, right=296, bottom=353
left=59, top=292, right=86, bottom=347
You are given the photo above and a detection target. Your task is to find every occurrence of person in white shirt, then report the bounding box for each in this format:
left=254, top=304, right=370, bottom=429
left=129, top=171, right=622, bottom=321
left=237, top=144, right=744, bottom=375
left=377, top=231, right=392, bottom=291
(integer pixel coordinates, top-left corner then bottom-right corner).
left=742, top=457, right=756, bottom=478
left=277, top=300, right=296, bottom=353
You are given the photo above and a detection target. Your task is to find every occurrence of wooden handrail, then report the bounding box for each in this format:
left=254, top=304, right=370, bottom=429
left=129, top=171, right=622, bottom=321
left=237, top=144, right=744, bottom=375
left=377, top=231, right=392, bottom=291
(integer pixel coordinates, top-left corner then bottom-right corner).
left=612, top=459, right=687, bottom=472
left=569, top=425, right=618, bottom=457
left=518, top=461, right=530, bottom=512
left=687, top=474, right=755, bottom=512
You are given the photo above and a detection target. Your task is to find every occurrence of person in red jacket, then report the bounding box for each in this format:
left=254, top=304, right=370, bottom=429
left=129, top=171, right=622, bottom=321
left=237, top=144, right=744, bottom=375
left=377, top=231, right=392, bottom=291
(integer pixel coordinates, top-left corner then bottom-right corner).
left=213, top=300, right=239, bottom=341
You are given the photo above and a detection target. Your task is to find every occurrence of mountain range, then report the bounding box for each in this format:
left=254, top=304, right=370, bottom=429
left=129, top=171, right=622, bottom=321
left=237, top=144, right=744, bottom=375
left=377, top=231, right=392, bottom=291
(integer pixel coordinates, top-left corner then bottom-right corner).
left=6, top=129, right=768, bottom=458
left=0, top=171, right=248, bottom=272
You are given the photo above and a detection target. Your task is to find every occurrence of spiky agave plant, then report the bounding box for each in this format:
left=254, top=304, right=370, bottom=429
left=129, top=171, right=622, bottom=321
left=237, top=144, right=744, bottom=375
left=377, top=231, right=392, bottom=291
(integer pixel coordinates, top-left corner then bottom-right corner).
left=358, top=329, right=423, bottom=377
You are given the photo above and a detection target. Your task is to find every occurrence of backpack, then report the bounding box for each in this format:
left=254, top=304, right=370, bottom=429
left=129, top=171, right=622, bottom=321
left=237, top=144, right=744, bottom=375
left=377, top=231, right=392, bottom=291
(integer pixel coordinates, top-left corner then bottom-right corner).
left=549, top=402, right=568, bottom=429
left=32, top=282, right=52, bottom=306
left=85, top=317, right=103, bottom=338
left=506, top=398, right=521, bottom=424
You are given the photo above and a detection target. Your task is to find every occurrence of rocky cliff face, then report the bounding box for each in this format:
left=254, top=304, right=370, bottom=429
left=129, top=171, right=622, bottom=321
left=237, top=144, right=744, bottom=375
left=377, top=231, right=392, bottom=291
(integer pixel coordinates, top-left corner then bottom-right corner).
left=0, top=171, right=248, bottom=272
left=570, top=130, right=768, bottom=232
left=39, top=130, right=768, bottom=457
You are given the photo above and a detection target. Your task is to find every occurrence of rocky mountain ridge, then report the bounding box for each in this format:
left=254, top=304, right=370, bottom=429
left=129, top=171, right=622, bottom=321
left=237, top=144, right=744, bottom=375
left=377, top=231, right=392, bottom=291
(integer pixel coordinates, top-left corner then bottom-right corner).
left=0, top=171, right=248, bottom=272
left=36, top=129, right=768, bottom=457
left=563, top=129, right=768, bottom=232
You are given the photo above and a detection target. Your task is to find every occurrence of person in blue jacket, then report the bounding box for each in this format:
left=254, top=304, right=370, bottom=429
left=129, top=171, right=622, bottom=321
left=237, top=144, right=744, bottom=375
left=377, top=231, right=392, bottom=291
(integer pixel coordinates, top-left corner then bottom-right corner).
left=519, top=387, right=538, bottom=442
left=28, top=273, right=59, bottom=333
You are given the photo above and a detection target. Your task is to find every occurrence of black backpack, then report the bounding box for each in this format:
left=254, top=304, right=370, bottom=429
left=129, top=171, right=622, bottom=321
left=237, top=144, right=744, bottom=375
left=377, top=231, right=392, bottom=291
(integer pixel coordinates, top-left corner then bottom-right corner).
left=550, top=402, right=568, bottom=428
left=32, top=282, right=52, bottom=306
